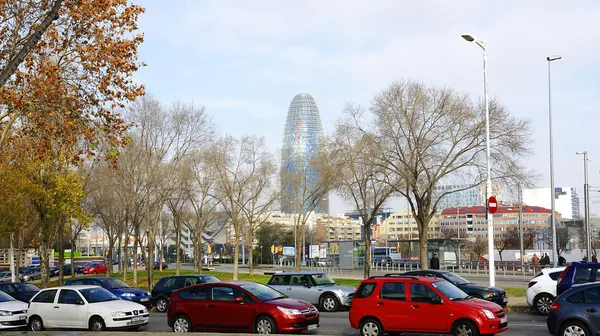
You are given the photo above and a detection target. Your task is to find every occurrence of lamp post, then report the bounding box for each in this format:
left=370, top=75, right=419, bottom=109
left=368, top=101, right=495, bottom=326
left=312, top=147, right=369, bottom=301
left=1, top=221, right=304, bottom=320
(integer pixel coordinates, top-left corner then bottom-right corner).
left=547, top=55, right=562, bottom=267
left=462, top=34, right=495, bottom=287
left=576, top=151, right=591, bottom=260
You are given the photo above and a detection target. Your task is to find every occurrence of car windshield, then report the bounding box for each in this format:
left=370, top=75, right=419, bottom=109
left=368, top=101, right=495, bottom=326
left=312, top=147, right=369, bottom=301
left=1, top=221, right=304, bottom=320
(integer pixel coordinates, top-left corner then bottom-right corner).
left=241, top=283, right=286, bottom=301
left=312, top=273, right=336, bottom=286
left=80, top=288, right=119, bottom=303
left=103, top=278, right=130, bottom=289
left=13, top=284, right=39, bottom=293
left=0, top=290, right=15, bottom=302
left=83, top=263, right=95, bottom=267
left=432, top=280, right=469, bottom=301
left=201, top=276, right=220, bottom=283
left=443, top=272, right=471, bottom=286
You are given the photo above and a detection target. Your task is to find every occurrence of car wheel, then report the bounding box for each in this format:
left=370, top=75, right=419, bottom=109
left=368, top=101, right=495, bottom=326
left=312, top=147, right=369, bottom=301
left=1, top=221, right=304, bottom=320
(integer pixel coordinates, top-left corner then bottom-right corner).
left=172, top=315, right=191, bottom=333
left=320, top=294, right=339, bottom=312
left=534, top=293, right=554, bottom=315
left=560, top=321, right=590, bottom=336
left=359, top=318, right=383, bottom=336
left=89, top=317, right=106, bottom=331
left=452, top=320, right=480, bottom=336
left=156, top=297, right=168, bottom=312
left=255, top=316, right=277, bottom=334
left=29, top=316, right=44, bottom=331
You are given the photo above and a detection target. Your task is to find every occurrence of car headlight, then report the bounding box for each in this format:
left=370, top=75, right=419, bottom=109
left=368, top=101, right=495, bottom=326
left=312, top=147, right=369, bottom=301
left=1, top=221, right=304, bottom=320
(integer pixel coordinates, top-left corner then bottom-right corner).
left=121, top=293, right=136, bottom=297
left=143, top=308, right=148, bottom=314
left=146, top=292, right=151, bottom=296
left=111, top=311, right=127, bottom=317
left=277, top=306, right=302, bottom=315
left=481, top=309, right=495, bottom=319
left=0, top=310, right=13, bottom=316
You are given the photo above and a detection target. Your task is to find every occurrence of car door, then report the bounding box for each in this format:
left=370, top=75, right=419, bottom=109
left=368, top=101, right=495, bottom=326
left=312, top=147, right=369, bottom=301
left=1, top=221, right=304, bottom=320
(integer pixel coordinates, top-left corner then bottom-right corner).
left=407, top=282, right=447, bottom=333
left=207, top=286, right=255, bottom=332
left=287, top=275, right=312, bottom=302
left=267, top=275, right=290, bottom=294
left=177, top=286, right=210, bottom=329
left=29, top=289, right=58, bottom=327
left=54, top=289, right=87, bottom=328
left=377, top=281, right=411, bottom=331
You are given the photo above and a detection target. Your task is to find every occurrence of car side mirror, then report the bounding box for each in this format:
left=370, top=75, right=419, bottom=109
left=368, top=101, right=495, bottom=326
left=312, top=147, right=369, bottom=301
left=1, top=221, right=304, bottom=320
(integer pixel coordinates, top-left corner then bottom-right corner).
left=235, top=296, right=245, bottom=304
left=430, top=296, right=443, bottom=304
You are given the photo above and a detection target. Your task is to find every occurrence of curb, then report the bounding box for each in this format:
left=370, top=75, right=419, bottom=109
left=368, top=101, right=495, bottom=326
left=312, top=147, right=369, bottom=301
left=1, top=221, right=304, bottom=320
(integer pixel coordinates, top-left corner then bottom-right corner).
left=505, top=305, right=534, bottom=313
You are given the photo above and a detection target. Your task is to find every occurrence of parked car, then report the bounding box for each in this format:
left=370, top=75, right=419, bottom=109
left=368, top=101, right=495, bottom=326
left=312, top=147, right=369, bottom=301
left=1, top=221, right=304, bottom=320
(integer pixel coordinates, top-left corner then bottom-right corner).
left=20, top=268, right=41, bottom=282
left=66, top=277, right=151, bottom=307
left=82, top=262, right=108, bottom=275
left=27, top=285, right=149, bottom=331
left=547, top=282, right=600, bottom=336
left=557, top=262, right=600, bottom=296
left=168, top=281, right=319, bottom=333
left=151, top=275, right=221, bottom=312
left=267, top=272, right=355, bottom=312
left=526, top=266, right=565, bottom=315
left=153, top=262, right=168, bottom=270
left=0, top=272, right=18, bottom=283
left=75, top=262, right=89, bottom=274
left=349, top=274, right=508, bottom=336
left=50, top=264, right=73, bottom=277
left=0, top=283, right=40, bottom=303
left=0, top=289, right=28, bottom=329
left=403, top=270, right=508, bottom=307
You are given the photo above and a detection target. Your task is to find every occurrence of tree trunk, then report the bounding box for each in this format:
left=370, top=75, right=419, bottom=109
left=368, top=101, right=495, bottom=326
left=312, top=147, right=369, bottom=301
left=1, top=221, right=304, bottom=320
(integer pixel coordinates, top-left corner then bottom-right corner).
left=193, top=234, right=200, bottom=273
left=9, top=233, right=15, bottom=282
left=248, top=228, right=254, bottom=276
left=133, top=225, right=139, bottom=286
left=117, top=235, right=122, bottom=274
left=70, top=239, right=76, bottom=279
left=107, top=239, right=115, bottom=277
left=364, top=221, right=372, bottom=279
left=39, top=242, right=49, bottom=288
left=58, top=217, right=65, bottom=285
left=232, top=235, right=240, bottom=280
left=123, top=231, right=130, bottom=281
left=175, top=214, right=181, bottom=275
left=197, top=235, right=204, bottom=274
left=419, top=232, right=429, bottom=270
left=295, top=222, right=302, bottom=271
left=148, top=228, right=155, bottom=291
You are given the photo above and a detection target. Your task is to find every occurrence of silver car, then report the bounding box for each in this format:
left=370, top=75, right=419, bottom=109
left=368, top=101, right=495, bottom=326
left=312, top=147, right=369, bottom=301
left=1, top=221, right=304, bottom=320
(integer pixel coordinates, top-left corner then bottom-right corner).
left=267, top=272, right=355, bottom=312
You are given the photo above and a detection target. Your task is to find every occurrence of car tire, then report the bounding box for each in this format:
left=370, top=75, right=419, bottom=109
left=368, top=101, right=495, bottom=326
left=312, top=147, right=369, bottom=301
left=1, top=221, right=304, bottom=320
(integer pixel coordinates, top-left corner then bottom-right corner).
left=359, top=318, right=383, bottom=336
left=156, top=297, right=168, bottom=312
left=320, top=294, right=339, bottom=312
left=255, top=315, right=277, bottom=334
left=559, top=321, right=590, bottom=336
left=89, top=317, right=106, bottom=331
left=534, top=293, right=554, bottom=315
left=172, top=315, right=192, bottom=333
left=452, top=320, right=480, bottom=336
left=29, top=316, right=44, bottom=331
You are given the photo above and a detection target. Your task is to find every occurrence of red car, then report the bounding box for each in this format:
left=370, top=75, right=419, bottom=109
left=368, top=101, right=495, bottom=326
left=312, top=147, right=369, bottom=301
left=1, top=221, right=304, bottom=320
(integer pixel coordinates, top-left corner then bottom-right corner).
left=82, top=262, right=108, bottom=274
left=349, top=274, right=508, bottom=336
left=167, top=281, right=319, bottom=334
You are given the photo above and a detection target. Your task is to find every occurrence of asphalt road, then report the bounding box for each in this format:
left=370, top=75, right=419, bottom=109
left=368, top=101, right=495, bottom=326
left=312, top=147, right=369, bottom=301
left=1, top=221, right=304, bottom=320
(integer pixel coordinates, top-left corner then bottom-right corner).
left=144, top=311, right=549, bottom=336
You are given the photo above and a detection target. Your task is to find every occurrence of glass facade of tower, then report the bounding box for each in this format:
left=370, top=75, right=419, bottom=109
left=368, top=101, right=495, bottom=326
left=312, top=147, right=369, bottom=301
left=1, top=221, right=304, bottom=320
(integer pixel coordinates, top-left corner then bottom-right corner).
left=281, top=93, right=329, bottom=214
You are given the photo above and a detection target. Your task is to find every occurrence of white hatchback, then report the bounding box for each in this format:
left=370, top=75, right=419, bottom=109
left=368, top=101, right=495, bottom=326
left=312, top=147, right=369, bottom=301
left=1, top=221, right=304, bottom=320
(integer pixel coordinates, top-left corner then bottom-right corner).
left=27, top=285, right=149, bottom=331
left=526, top=267, right=565, bottom=315
left=0, top=290, right=28, bottom=329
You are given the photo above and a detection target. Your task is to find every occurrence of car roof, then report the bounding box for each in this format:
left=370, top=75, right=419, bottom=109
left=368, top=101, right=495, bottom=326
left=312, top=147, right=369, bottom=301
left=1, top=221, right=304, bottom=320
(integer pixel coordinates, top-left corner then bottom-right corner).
left=162, top=274, right=217, bottom=278
left=568, top=282, right=600, bottom=291
left=274, top=271, right=323, bottom=275
left=542, top=267, right=566, bottom=273
left=367, top=274, right=441, bottom=283
left=41, top=285, right=99, bottom=290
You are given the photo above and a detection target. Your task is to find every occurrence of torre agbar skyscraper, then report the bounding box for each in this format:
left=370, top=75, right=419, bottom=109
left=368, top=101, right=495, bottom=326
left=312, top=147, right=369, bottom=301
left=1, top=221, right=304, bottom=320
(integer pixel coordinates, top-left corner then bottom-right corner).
left=281, top=93, right=329, bottom=214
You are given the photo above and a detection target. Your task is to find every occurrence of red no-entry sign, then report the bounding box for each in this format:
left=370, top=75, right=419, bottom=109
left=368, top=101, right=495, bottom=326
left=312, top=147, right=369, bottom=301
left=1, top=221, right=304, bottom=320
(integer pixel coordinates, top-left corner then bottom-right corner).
left=488, top=196, right=498, bottom=214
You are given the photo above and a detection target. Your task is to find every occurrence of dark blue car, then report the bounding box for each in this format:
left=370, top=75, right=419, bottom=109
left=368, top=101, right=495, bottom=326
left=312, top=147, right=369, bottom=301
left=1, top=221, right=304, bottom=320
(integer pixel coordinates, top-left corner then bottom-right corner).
left=556, top=262, right=600, bottom=296
left=547, top=282, right=600, bottom=336
left=65, top=277, right=152, bottom=307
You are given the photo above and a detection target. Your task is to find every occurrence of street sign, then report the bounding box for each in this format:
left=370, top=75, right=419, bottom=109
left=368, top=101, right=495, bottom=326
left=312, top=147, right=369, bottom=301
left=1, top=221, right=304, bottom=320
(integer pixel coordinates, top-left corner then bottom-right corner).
left=488, top=196, right=498, bottom=214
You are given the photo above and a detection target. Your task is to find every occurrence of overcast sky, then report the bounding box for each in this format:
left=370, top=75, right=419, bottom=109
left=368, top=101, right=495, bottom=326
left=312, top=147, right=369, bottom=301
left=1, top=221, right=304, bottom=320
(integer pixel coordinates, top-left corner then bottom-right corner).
left=135, top=0, right=600, bottom=216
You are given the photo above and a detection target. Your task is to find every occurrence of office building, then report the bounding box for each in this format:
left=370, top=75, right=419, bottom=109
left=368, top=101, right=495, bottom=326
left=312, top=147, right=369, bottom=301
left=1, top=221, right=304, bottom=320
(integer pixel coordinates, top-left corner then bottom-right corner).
left=523, top=187, right=580, bottom=219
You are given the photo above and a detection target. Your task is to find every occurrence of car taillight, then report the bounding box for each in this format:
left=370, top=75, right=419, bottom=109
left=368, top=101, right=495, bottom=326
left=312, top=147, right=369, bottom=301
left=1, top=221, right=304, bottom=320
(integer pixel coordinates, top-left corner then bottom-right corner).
left=528, top=281, right=537, bottom=288
left=557, top=267, right=570, bottom=284
left=550, top=302, right=561, bottom=311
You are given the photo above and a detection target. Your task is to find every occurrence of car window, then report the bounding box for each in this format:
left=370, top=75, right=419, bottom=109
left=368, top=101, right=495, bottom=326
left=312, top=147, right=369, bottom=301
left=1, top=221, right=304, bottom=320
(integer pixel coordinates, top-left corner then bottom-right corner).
left=0, top=290, right=14, bottom=302
left=58, top=289, right=83, bottom=305
left=354, top=283, right=377, bottom=299
left=290, top=275, right=309, bottom=286
left=179, top=286, right=209, bottom=300
left=163, top=277, right=181, bottom=289
left=200, top=276, right=220, bottom=283
left=33, top=290, right=58, bottom=303
left=549, top=271, right=562, bottom=281
left=311, top=274, right=336, bottom=286
left=381, top=282, right=406, bottom=301
left=574, top=267, right=593, bottom=284
left=211, top=286, right=236, bottom=301
left=410, top=283, right=439, bottom=303
left=585, top=288, right=600, bottom=304
left=567, top=291, right=585, bottom=304
left=269, top=275, right=290, bottom=285
left=185, top=277, right=199, bottom=287
left=595, top=269, right=600, bottom=281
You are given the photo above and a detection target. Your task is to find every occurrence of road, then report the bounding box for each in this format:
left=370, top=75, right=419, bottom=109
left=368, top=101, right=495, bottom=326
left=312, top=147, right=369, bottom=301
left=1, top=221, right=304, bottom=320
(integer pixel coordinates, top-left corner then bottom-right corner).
left=144, top=311, right=549, bottom=335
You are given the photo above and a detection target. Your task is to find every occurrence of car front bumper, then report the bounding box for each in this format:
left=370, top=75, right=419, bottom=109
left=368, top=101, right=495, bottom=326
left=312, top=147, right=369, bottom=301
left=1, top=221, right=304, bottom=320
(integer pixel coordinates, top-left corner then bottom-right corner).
left=277, top=316, right=319, bottom=333
left=489, top=296, right=508, bottom=307
left=121, top=296, right=152, bottom=307
left=478, top=317, right=508, bottom=335
left=107, top=315, right=150, bottom=329
left=0, top=315, right=27, bottom=329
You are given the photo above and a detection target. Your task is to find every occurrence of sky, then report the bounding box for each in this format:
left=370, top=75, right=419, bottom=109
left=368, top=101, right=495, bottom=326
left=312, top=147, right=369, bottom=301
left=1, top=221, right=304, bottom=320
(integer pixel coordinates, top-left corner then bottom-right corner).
left=134, top=0, right=600, bottom=216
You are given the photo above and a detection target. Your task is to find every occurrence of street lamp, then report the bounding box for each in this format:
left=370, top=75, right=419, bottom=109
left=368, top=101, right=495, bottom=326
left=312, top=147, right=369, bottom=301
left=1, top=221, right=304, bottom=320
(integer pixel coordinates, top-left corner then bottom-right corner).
left=576, top=151, right=591, bottom=260
left=462, top=34, right=495, bottom=287
left=547, top=55, right=562, bottom=267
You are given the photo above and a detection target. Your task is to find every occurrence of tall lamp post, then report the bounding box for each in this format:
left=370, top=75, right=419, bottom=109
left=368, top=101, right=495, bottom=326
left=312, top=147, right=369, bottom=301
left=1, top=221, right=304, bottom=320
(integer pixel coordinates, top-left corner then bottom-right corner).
left=547, top=55, right=562, bottom=267
left=576, top=151, right=591, bottom=260
left=462, top=34, right=495, bottom=287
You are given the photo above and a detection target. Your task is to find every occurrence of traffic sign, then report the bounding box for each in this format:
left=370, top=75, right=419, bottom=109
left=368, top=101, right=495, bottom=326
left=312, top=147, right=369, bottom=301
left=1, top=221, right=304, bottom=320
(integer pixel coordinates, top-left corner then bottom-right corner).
left=488, top=196, right=498, bottom=214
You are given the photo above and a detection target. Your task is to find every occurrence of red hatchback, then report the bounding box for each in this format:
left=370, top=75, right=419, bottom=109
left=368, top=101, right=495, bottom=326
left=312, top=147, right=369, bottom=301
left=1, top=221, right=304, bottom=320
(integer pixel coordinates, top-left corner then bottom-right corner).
left=82, top=262, right=108, bottom=274
left=350, top=274, right=508, bottom=336
left=167, top=281, right=319, bottom=334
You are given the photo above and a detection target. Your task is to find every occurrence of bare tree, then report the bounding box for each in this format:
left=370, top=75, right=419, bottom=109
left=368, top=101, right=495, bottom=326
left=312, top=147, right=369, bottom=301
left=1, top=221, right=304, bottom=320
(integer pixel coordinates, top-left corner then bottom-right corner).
left=357, top=80, right=533, bottom=269
left=330, top=107, right=396, bottom=278
left=467, top=237, right=488, bottom=259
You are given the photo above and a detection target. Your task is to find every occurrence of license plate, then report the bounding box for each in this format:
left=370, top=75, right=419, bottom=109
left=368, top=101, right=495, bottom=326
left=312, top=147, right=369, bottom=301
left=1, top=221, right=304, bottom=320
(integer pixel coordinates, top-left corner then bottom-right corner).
left=307, top=324, right=317, bottom=330
left=503, top=297, right=508, bottom=302
left=500, top=317, right=507, bottom=324
left=19, top=315, right=26, bottom=320
left=131, top=317, right=144, bottom=322
left=140, top=298, right=149, bottom=302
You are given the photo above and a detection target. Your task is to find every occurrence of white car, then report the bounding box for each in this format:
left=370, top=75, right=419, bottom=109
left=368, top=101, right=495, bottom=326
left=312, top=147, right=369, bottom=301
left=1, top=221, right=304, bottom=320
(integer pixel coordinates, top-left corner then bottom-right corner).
left=526, top=266, right=565, bottom=315
left=0, top=290, right=28, bottom=329
left=27, top=285, right=149, bottom=331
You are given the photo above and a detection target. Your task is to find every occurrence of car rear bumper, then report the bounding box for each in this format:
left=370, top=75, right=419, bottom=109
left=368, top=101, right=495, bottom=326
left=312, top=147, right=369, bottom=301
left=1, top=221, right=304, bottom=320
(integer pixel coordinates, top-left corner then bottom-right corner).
left=526, top=289, right=535, bottom=306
